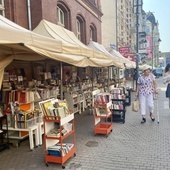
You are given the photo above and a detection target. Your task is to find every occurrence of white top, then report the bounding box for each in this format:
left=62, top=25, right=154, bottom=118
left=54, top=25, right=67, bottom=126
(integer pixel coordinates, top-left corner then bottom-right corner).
left=163, top=75, right=170, bottom=84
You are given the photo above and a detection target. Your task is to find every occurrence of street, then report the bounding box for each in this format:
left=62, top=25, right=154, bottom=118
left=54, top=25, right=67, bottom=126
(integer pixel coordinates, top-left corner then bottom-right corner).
left=0, top=77, right=170, bottom=170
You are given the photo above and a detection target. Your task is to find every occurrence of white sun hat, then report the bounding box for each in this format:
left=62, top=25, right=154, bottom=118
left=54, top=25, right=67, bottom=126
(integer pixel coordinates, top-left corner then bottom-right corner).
left=141, top=64, right=152, bottom=71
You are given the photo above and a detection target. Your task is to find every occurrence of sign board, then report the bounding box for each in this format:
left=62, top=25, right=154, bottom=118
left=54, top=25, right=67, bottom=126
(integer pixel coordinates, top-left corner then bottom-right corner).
left=119, top=47, right=130, bottom=54
left=110, top=44, right=116, bottom=50
left=124, top=53, right=135, bottom=61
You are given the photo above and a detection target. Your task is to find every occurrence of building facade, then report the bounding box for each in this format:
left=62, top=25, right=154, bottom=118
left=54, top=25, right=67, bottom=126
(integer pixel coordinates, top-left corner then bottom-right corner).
left=101, top=0, right=136, bottom=54
left=2, top=0, right=103, bottom=45
left=145, top=11, right=161, bottom=67
left=138, top=9, right=147, bottom=64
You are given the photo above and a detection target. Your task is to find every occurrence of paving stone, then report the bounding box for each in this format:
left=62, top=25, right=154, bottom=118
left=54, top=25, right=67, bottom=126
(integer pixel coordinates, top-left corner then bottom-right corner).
left=1, top=78, right=170, bottom=170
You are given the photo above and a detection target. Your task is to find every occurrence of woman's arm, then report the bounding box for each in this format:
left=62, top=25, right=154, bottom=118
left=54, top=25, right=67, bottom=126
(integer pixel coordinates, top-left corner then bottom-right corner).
left=153, top=80, right=158, bottom=94
left=135, top=84, right=139, bottom=98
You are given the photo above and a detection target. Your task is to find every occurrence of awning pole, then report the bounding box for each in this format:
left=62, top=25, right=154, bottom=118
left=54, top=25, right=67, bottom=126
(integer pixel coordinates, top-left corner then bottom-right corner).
left=60, top=62, right=63, bottom=100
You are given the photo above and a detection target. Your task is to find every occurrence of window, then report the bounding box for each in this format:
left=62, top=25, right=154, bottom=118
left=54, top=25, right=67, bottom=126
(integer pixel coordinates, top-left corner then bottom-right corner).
left=57, top=2, right=70, bottom=29
left=0, top=0, right=4, bottom=16
left=76, top=15, right=86, bottom=44
left=90, top=24, right=97, bottom=41
left=0, top=10, right=2, bottom=15
left=57, top=7, right=64, bottom=27
left=76, top=20, right=81, bottom=41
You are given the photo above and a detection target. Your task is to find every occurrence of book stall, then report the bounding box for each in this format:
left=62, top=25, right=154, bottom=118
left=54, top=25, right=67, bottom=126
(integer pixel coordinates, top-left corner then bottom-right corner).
left=39, top=98, right=76, bottom=168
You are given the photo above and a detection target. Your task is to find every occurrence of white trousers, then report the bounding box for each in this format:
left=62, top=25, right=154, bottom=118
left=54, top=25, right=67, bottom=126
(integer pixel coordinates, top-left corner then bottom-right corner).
left=139, top=94, right=154, bottom=116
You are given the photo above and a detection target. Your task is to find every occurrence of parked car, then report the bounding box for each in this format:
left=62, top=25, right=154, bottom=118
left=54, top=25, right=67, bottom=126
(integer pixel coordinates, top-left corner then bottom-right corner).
left=152, top=67, right=163, bottom=77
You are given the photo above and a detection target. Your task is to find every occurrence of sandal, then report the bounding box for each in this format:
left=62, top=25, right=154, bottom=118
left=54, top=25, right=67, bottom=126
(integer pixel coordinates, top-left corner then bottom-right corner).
left=150, top=113, right=155, bottom=121
left=141, top=118, right=146, bottom=124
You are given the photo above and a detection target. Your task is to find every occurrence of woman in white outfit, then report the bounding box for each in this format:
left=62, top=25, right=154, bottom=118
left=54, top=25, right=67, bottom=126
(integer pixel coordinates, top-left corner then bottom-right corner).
left=135, top=65, right=158, bottom=123
left=163, top=63, right=170, bottom=108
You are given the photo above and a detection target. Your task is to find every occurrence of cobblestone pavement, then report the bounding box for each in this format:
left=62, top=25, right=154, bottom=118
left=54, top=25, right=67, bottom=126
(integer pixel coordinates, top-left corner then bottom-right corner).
left=1, top=77, right=170, bottom=170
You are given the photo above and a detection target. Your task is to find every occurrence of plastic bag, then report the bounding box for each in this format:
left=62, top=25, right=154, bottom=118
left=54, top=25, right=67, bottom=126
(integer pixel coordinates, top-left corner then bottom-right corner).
left=132, top=100, right=140, bottom=112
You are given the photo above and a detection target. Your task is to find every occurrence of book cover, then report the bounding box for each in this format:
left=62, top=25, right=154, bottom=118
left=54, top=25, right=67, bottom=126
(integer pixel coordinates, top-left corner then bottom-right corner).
left=95, top=108, right=100, bottom=116
left=42, top=101, right=54, bottom=118
left=100, top=94, right=106, bottom=104
left=57, top=107, right=66, bottom=119
left=19, top=91, right=26, bottom=103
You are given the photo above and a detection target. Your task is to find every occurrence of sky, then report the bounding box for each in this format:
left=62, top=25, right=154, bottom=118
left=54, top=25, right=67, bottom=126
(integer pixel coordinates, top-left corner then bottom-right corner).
left=143, top=0, right=170, bottom=52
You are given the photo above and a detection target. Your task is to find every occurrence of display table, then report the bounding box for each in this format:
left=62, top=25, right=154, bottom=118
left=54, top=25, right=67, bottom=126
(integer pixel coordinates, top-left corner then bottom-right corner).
left=4, top=125, right=39, bottom=150
left=37, top=121, right=43, bottom=145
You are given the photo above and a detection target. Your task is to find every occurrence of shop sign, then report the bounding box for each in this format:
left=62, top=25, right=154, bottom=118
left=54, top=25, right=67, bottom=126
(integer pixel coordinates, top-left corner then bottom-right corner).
left=110, top=44, right=116, bottom=50
left=119, top=47, right=130, bottom=54
left=124, top=53, right=135, bottom=61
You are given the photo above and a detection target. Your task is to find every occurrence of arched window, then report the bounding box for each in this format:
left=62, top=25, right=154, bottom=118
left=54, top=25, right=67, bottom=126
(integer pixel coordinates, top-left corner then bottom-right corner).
left=76, top=20, right=81, bottom=41
left=57, top=2, right=70, bottom=29
left=90, top=24, right=97, bottom=41
left=76, top=15, right=86, bottom=44
left=57, top=6, right=65, bottom=27
left=0, top=0, right=5, bottom=16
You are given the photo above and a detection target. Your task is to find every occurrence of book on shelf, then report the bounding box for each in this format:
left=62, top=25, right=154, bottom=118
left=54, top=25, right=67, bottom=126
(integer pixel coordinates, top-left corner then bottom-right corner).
left=29, top=91, right=35, bottom=102
left=47, top=143, right=74, bottom=157
left=61, top=128, right=67, bottom=136
left=95, top=108, right=100, bottom=116
left=24, top=110, right=34, bottom=120
left=95, top=107, right=110, bottom=116
left=63, top=123, right=72, bottom=133
left=47, top=106, right=57, bottom=117
left=47, top=128, right=60, bottom=137
left=57, top=107, right=66, bottom=118
left=18, top=91, right=26, bottom=103
left=58, top=100, right=70, bottom=115
left=39, top=99, right=70, bottom=119
left=34, top=91, right=41, bottom=100
left=42, top=101, right=54, bottom=119
left=100, top=94, right=106, bottom=104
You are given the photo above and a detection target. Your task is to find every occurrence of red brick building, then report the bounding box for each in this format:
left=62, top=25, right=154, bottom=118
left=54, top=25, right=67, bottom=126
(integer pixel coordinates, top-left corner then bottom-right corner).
left=3, top=0, right=103, bottom=44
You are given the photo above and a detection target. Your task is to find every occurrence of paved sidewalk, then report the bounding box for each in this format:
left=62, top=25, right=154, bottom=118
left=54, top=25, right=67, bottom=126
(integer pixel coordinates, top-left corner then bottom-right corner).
left=0, top=77, right=170, bottom=170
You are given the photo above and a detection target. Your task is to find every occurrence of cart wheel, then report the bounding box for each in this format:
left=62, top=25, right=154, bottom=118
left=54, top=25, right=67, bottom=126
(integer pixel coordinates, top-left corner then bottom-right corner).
left=46, top=163, right=49, bottom=167
left=62, top=165, right=65, bottom=169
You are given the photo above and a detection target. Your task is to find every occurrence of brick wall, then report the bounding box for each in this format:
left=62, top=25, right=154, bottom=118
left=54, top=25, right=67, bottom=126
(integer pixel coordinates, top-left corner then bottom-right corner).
left=4, top=0, right=102, bottom=44
left=5, top=0, right=28, bottom=29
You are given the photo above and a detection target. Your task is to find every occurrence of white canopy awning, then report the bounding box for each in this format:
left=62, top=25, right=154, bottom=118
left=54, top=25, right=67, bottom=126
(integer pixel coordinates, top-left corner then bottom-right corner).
left=88, top=40, right=125, bottom=68
left=33, top=20, right=123, bottom=68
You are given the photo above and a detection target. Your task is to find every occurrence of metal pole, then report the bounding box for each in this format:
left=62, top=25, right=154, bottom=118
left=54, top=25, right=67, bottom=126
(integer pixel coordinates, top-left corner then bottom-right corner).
left=115, top=0, right=118, bottom=51
left=107, top=67, right=110, bottom=92
left=151, top=24, right=154, bottom=69
left=135, top=0, right=139, bottom=90
left=115, top=0, right=119, bottom=87
left=60, top=62, right=63, bottom=100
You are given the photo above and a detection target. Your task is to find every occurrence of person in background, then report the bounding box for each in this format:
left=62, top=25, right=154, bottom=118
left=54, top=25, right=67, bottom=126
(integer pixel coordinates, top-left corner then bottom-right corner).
left=135, top=65, right=158, bottom=123
left=163, top=63, right=170, bottom=108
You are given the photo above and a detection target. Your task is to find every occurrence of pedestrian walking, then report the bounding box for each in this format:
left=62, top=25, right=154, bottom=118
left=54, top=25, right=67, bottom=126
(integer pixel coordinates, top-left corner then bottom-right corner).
left=163, top=63, right=170, bottom=108
left=135, top=65, right=158, bottom=123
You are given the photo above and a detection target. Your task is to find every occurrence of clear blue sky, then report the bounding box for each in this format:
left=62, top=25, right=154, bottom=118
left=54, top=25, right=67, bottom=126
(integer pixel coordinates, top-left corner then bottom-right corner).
left=143, top=0, right=170, bottom=52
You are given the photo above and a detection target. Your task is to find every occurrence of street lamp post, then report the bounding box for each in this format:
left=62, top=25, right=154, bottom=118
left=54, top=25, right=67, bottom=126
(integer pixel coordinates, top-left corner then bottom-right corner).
left=133, top=0, right=141, bottom=90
